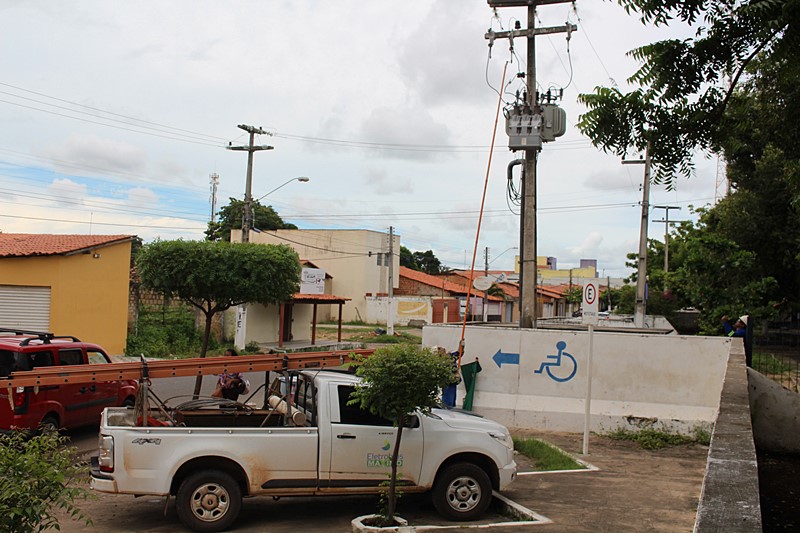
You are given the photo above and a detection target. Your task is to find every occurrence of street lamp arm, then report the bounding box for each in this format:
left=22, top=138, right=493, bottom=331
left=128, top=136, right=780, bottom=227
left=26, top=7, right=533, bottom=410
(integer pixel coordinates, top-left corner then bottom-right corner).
left=255, top=177, right=310, bottom=202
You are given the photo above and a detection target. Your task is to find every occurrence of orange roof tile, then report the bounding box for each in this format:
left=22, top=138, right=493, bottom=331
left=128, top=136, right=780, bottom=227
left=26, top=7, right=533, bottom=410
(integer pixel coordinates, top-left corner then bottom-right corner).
left=400, top=267, right=470, bottom=295
left=0, top=233, right=134, bottom=258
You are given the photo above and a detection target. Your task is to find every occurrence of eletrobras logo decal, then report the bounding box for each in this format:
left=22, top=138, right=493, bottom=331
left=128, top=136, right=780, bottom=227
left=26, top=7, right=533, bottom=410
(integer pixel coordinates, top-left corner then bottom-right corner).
left=367, top=440, right=403, bottom=467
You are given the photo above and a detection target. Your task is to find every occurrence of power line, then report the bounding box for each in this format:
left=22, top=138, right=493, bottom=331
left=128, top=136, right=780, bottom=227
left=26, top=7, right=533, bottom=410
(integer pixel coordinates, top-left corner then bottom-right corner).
left=0, top=212, right=207, bottom=230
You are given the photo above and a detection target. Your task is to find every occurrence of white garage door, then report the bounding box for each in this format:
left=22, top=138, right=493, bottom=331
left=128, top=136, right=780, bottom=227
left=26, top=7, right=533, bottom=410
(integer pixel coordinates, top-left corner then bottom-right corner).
left=0, top=285, right=51, bottom=331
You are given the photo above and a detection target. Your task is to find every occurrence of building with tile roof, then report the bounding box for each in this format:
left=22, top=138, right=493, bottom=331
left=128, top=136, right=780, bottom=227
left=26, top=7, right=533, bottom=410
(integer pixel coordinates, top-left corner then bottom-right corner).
left=0, top=233, right=134, bottom=354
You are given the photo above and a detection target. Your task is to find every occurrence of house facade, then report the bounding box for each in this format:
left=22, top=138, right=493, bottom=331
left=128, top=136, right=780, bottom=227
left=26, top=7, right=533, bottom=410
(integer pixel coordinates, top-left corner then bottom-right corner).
left=0, top=234, right=133, bottom=354
left=246, top=229, right=399, bottom=323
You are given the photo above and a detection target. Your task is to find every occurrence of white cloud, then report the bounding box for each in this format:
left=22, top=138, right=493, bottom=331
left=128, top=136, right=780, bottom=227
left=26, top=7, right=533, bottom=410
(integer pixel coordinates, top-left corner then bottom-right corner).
left=44, top=134, right=146, bottom=177
left=126, top=187, right=158, bottom=208
left=47, top=178, right=87, bottom=207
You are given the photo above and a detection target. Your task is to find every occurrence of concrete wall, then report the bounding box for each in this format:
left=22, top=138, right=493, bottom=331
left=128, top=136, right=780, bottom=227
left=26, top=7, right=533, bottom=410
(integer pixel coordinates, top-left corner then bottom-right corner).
left=748, top=367, right=800, bottom=453
left=423, top=324, right=730, bottom=433
left=693, top=342, right=762, bottom=532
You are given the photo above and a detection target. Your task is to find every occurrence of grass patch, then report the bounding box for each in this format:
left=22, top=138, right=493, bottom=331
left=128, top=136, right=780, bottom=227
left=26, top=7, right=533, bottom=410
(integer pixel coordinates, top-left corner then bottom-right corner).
left=349, top=332, right=422, bottom=344
left=605, top=428, right=708, bottom=450
left=752, top=352, right=794, bottom=375
left=512, top=437, right=586, bottom=471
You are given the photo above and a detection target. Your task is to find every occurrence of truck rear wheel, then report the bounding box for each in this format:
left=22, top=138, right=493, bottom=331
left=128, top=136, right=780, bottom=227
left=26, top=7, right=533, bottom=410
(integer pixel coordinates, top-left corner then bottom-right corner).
left=432, top=462, right=492, bottom=521
left=176, top=470, right=242, bottom=532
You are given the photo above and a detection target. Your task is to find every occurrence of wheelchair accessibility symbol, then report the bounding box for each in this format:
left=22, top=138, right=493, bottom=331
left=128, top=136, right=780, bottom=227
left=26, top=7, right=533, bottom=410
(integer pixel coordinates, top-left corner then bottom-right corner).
left=534, top=341, right=577, bottom=382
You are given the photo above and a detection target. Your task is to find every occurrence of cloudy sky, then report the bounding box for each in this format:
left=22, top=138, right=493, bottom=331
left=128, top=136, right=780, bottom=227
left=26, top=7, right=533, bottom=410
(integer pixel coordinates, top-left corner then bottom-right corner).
left=0, top=1, right=716, bottom=277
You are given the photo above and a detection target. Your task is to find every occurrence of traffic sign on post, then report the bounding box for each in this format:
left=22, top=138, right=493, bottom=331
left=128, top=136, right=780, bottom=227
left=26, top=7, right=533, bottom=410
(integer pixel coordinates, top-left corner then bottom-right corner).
left=582, top=278, right=600, bottom=325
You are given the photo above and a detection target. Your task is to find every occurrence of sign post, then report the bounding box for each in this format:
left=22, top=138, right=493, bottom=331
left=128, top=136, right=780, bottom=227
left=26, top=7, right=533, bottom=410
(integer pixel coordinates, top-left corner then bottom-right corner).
left=581, top=278, right=600, bottom=454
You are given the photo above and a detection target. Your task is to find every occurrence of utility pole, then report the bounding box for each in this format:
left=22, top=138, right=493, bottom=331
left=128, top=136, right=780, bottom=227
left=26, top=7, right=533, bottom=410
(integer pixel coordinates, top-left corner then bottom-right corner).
left=227, top=125, right=273, bottom=243
left=486, top=1, right=576, bottom=329
left=484, top=247, right=490, bottom=322
left=652, top=206, right=682, bottom=273
left=387, top=226, right=395, bottom=336
left=623, top=143, right=652, bottom=328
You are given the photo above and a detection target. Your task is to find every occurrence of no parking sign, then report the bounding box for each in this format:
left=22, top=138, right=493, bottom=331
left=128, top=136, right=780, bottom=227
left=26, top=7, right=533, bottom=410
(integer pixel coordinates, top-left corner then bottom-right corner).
left=582, top=278, right=600, bottom=325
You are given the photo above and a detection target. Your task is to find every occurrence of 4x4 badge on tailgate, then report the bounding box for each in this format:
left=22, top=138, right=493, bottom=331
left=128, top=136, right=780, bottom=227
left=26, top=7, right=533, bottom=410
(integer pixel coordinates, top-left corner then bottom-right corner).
left=132, top=438, right=162, bottom=446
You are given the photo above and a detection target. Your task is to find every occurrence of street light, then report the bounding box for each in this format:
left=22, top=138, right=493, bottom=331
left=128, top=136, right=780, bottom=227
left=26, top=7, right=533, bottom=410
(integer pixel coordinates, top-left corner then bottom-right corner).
left=255, top=177, right=310, bottom=202
left=488, top=246, right=519, bottom=266
left=251, top=177, right=310, bottom=233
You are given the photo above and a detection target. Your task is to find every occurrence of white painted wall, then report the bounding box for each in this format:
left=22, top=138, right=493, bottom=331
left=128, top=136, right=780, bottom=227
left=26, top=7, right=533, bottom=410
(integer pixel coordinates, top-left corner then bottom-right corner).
left=424, top=324, right=730, bottom=434
left=366, top=296, right=432, bottom=326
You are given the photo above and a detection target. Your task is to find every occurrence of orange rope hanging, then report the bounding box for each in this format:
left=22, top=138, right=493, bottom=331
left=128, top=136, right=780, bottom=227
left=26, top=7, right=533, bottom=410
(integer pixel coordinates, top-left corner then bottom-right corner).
left=458, top=61, right=509, bottom=362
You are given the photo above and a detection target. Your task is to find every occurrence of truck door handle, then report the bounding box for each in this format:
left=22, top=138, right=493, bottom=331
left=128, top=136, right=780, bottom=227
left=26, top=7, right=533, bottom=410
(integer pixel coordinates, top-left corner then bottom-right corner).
left=337, top=434, right=356, bottom=439
left=80, top=385, right=96, bottom=393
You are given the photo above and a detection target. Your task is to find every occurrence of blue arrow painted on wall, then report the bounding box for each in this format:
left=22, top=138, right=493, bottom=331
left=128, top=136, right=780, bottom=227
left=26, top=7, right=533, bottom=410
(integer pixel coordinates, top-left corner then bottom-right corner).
left=492, top=349, right=520, bottom=368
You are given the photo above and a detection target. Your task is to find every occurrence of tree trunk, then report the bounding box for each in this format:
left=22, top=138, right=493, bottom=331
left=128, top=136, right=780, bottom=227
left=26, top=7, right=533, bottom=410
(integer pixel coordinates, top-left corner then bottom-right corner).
left=192, top=308, right=214, bottom=399
left=387, top=415, right=405, bottom=522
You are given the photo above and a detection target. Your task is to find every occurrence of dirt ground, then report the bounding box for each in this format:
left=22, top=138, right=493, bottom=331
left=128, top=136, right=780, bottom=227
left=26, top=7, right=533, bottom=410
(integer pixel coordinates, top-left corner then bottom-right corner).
left=54, top=430, right=709, bottom=532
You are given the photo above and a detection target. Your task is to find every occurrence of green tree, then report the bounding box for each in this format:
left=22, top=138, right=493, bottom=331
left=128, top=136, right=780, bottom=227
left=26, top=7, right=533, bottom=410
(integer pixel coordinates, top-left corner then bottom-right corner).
left=669, top=226, right=778, bottom=333
left=349, top=344, right=452, bottom=525
left=579, top=0, right=797, bottom=185
left=412, top=250, right=445, bottom=274
left=136, top=239, right=301, bottom=396
left=0, top=429, right=91, bottom=532
left=205, top=198, right=297, bottom=241
left=399, top=246, right=417, bottom=270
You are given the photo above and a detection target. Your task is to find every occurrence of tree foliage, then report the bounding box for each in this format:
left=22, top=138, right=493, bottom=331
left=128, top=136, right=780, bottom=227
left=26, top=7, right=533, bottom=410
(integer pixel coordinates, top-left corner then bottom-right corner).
left=399, top=246, right=447, bottom=274
left=205, top=198, right=297, bottom=241
left=349, top=344, right=452, bottom=524
left=0, top=429, right=91, bottom=532
left=136, top=239, right=301, bottom=395
left=582, top=1, right=799, bottom=329
left=579, top=0, right=798, bottom=185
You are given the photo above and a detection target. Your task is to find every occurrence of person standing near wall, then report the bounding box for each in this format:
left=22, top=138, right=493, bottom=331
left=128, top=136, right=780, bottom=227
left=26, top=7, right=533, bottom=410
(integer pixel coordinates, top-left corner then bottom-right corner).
left=438, top=344, right=462, bottom=408
left=721, top=315, right=753, bottom=366
left=721, top=315, right=747, bottom=338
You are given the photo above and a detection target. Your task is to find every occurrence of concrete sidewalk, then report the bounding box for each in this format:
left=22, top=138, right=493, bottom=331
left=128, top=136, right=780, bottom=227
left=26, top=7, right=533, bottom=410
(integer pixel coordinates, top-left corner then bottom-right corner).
left=57, top=430, right=707, bottom=532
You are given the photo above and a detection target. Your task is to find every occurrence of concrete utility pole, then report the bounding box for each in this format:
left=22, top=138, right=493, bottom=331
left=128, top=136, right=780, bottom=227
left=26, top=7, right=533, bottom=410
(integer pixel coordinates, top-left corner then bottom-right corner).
left=652, top=206, right=682, bottom=273
left=486, top=0, right=576, bottom=329
left=623, top=143, right=652, bottom=328
left=227, top=125, right=273, bottom=243
left=387, top=226, right=395, bottom=336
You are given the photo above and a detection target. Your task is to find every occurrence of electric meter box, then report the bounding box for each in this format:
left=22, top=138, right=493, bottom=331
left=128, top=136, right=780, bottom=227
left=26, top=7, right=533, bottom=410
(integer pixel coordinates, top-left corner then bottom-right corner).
left=506, top=113, right=542, bottom=150
left=541, top=104, right=567, bottom=142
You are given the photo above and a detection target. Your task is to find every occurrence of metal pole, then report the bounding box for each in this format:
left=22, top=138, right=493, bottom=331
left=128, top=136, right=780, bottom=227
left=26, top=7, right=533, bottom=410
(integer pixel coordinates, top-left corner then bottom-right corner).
left=582, top=324, right=594, bottom=455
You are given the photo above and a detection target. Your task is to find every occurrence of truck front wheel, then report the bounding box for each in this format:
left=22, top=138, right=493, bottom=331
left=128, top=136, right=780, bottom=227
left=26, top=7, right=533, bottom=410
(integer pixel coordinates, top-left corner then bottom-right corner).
left=176, top=470, right=242, bottom=532
left=432, top=462, right=492, bottom=521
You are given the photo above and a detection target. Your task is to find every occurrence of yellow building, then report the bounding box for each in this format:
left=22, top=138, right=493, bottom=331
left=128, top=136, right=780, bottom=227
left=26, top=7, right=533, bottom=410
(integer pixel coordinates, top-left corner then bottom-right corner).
left=514, top=255, right=597, bottom=282
left=0, top=234, right=133, bottom=354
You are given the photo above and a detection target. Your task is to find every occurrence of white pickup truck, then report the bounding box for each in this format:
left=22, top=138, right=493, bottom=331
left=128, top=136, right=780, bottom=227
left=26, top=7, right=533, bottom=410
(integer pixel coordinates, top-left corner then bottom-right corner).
left=90, top=370, right=518, bottom=532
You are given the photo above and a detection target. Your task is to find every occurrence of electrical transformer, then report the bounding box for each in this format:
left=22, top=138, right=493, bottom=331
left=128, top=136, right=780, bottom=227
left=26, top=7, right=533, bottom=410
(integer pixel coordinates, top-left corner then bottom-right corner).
left=505, top=104, right=566, bottom=150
